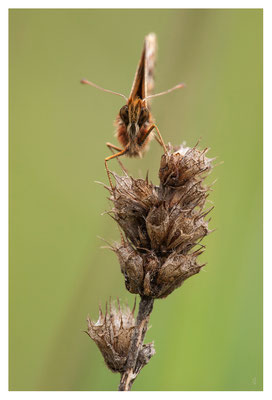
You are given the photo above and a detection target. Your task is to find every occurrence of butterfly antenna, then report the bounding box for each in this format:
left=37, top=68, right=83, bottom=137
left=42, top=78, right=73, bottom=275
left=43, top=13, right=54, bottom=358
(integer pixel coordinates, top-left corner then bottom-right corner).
left=80, top=79, right=128, bottom=101
left=143, top=83, right=186, bottom=101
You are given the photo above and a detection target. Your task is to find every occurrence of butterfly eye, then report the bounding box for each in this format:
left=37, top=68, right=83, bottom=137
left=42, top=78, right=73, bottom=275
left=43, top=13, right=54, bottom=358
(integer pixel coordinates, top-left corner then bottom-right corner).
left=119, top=105, right=129, bottom=124
left=139, top=108, right=149, bottom=126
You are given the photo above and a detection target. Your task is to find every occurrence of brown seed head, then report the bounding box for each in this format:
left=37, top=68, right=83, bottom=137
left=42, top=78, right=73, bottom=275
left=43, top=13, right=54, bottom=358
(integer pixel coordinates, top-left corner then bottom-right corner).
left=159, top=144, right=212, bottom=187
left=86, top=300, right=154, bottom=372
left=108, top=144, right=214, bottom=298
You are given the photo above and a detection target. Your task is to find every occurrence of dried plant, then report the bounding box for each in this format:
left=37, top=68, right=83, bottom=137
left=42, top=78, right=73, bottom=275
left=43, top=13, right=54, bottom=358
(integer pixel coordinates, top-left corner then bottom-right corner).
left=86, top=300, right=154, bottom=376
left=85, top=143, right=215, bottom=390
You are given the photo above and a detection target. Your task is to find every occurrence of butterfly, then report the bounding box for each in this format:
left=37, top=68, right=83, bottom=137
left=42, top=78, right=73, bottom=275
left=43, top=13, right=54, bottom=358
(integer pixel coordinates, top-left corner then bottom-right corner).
left=81, top=33, right=184, bottom=188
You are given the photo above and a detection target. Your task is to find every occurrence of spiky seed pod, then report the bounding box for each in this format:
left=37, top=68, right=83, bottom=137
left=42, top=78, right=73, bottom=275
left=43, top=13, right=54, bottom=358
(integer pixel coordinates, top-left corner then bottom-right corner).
left=86, top=300, right=154, bottom=373
left=114, top=242, right=144, bottom=294
left=159, top=144, right=212, bottom=188
left=108, top=143, right=214, bottom=299
left=155, top=250, right=204, bottom=298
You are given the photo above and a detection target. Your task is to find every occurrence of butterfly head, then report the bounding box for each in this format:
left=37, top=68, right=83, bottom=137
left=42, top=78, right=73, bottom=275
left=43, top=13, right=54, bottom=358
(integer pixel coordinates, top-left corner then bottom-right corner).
left=119, top=98, right=149, bottom=140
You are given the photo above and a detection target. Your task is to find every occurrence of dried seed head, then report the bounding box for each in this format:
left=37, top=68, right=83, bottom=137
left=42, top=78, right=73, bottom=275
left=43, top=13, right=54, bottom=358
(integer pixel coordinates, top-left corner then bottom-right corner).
left=86, top=301, right=135, bottom=372
left=110, top=174, right=158, bottom=249
left=159, top=144, right=212, bottom=188
left=86, top=300, right=154, bottom=372
left=155, top=250, right=204, bottom=298
left=108, top=143, right=214, bottom=299
left=114, top=241, right=144, bottom=294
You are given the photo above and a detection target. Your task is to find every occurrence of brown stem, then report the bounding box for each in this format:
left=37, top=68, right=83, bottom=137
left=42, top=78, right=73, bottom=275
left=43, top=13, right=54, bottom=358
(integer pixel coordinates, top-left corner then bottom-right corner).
left=118, top=296, right=154, bottom=391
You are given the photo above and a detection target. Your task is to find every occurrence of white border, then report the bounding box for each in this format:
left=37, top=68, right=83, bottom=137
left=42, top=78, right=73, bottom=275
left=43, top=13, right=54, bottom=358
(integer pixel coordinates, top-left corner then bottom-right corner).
left=0, top=1, right=268, bottom=8
left=2, top=1, right=270, bottom=399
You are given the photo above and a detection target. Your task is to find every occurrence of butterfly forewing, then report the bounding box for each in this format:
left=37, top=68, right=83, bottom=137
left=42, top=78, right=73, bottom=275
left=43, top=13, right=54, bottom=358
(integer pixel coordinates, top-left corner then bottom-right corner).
left=129, top=33, right=157, bottom=107
left=144, top=33, right=157, bottom=108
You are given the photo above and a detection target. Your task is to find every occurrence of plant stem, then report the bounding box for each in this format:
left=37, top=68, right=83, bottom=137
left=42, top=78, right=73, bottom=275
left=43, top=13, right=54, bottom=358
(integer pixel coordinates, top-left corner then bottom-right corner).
left=118, top=296, right=154, bottom=391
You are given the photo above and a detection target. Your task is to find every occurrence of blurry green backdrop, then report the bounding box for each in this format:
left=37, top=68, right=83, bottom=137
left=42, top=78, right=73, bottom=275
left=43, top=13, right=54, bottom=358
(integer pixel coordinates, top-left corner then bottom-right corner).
left=9, top=9, right=262, bottom=391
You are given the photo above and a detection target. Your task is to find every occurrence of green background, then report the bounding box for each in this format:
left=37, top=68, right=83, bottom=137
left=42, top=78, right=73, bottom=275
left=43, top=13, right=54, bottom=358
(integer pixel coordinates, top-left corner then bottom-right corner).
left=9, top=9, right=263, bottom=391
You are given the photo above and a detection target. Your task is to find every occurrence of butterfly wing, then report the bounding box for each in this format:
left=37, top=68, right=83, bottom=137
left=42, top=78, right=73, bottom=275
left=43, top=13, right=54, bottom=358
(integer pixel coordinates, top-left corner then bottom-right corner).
left=129, top=33, right=157, bottom=108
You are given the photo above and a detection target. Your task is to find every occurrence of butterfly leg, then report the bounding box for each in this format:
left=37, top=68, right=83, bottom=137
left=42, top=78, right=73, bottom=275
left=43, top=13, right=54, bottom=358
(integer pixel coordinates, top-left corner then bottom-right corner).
left=141, top=124, right=168, bottom=153
left=152, top=124, right=168, bottom=153
left=154, top=133, right=163, bottom=146
left=105, top=149, right=127, bottom=190
left=106, top=142, right=128, bottom=174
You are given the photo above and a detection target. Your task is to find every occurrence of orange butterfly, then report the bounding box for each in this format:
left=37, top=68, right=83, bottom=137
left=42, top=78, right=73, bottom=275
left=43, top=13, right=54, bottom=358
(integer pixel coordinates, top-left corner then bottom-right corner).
left=81, top=33, right=184, bottom=187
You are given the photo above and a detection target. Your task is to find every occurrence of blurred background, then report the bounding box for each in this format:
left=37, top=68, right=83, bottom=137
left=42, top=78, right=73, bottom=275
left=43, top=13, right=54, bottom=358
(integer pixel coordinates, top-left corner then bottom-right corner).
left=9, top=9, right=262, bottom=391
